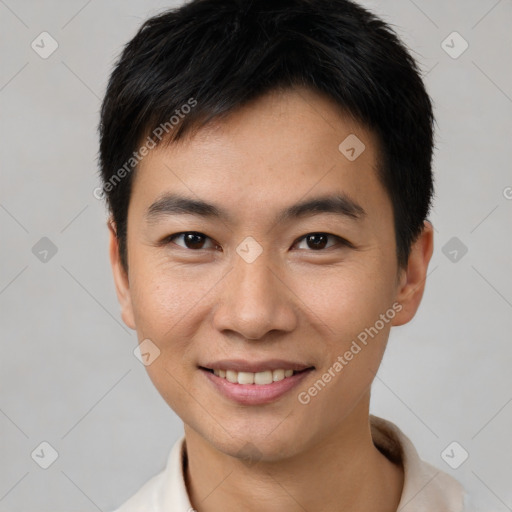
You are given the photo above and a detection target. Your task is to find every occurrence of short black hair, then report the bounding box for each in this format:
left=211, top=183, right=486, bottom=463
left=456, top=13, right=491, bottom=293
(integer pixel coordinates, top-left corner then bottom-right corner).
left=98, top=0, right=435, bottom=272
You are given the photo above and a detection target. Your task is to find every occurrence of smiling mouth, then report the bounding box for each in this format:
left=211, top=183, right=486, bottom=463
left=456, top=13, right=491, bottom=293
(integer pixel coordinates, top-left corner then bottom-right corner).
left=199, top=367, right=314, bottom=385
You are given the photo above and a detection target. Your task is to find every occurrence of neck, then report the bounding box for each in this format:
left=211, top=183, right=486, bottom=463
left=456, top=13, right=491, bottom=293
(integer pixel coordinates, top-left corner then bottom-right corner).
left=183, top=399, right=404, bottom=512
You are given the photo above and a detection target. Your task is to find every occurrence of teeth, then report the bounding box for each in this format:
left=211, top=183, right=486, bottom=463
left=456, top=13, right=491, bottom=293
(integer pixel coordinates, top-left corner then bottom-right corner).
left=273, top=369, right=284, bottom=381
left=254, top=370, right=273, bottom=385
left=238, top=371, right=254, bottom=385
left=226, top=370, right=238, bottom=383
left=211, top=368, right=299, bottom=385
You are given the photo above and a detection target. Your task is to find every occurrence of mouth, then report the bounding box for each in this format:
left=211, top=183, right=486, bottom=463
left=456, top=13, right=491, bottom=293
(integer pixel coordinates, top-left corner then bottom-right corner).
left=199, top=367, right=310, bottom=385
left=198, top=360, right=315, bottom=405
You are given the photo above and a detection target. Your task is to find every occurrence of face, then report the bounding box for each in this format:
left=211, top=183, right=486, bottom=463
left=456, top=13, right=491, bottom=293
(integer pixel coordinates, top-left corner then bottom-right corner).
left=110, top=87, right=432, bottom=461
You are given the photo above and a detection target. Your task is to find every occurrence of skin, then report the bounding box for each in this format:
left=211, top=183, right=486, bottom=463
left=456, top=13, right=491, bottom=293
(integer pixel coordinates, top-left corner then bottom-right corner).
left=109, top=86, right=434, bottom=512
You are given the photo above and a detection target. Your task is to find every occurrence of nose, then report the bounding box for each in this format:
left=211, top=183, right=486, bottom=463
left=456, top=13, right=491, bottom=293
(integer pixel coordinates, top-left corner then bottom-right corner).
left=212, top=251, right=298, bottom=341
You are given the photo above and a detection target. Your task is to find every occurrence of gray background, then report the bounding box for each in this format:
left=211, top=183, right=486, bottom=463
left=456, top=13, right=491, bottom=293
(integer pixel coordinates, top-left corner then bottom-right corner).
left=1, top=0, right=511, bottom=510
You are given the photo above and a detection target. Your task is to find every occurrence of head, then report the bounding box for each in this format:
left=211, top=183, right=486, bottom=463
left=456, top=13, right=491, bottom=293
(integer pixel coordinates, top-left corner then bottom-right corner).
left=98, top=0, right=435, bottom=460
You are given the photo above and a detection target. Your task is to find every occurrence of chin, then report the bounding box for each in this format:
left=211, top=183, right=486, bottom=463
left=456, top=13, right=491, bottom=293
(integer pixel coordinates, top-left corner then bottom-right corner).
left=198, top=417, right=314, bottom=464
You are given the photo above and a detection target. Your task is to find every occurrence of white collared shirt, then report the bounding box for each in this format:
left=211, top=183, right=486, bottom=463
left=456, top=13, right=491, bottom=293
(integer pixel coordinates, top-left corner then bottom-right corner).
left=111, top=414, right=477, bottom=511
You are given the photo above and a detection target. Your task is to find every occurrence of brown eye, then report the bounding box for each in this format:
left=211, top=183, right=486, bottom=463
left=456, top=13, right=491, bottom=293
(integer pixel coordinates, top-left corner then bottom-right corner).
left=294, top=233, right=348, bottom=251
left=165, top=232, right=217, bottom=250
left=306, top=234, right=329, bottom=250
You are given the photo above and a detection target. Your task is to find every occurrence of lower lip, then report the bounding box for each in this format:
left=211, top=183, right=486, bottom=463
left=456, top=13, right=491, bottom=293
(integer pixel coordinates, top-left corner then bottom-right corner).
left=201, top=368, right=314, bottom=405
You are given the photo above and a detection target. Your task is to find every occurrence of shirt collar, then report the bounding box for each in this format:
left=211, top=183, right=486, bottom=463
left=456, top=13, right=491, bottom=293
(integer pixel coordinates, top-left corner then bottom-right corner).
left=369, top=414, right=465, bottom=511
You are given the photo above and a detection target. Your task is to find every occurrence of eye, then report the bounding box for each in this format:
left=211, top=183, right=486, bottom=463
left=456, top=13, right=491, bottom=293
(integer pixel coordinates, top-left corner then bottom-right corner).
left=161, top=231, right=352, bottom=252
left=163, top=231, right=219, bottom=250
left=293, top=233, right=351, bottom=251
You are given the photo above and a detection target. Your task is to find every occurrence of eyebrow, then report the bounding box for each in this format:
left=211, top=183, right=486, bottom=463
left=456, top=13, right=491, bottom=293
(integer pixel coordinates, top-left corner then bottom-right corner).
left=145, top=192, right=366, bottom=225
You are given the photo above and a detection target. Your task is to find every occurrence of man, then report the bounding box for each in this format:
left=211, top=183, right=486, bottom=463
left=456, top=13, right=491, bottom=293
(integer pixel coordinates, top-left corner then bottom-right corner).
left=98, top=0, right=476, bottom=510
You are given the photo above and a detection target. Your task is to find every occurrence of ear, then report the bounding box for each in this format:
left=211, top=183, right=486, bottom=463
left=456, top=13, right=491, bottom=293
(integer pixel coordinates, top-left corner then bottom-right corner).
left=391, top=220, right=434, bottom=327
left=108, top=220, right=136, bottom=330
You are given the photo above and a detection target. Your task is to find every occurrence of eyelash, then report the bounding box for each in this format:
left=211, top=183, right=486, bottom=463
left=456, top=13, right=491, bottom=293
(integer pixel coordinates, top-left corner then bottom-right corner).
left=160, top=231, right=354, bottom=251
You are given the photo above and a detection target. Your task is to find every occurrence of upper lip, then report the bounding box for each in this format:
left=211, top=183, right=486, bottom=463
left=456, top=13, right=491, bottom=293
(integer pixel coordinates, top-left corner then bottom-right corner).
left=200, top=359, right=314, bottom=373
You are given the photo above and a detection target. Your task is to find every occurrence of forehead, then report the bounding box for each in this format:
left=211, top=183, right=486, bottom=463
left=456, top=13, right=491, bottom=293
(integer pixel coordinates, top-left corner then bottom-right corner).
left=130, top=87, right=391, bottom=228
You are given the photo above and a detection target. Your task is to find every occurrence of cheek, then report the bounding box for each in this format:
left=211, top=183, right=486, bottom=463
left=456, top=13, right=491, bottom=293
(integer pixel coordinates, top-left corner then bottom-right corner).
left=128, top=254, right=214, bottom=335
left=291, top=259, right=396, bottom=342
left=293, top=271, right=394, bottom=425
left=127, top=255, right=226, bottom=392
left=127, top=259, right=207, bottom=414
left=291, top=259, right=397, bottom=408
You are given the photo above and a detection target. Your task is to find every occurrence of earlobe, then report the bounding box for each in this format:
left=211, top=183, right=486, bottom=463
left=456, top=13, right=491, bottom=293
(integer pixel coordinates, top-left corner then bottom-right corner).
left=391, top=220, right=434, bottom=327
left=108, top=220, right=136, bottom=330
